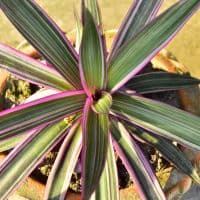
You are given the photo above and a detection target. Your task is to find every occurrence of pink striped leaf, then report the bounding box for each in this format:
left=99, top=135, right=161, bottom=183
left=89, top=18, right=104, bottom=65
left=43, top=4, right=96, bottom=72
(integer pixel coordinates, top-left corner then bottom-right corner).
left=0, top=0, right=81, bottom=88
left=44, top=121, right=82, bottom=200
left=82, top=98, right=109, bottom=199
left=0, top=89, right=61, bottom=152
left=109, top=0, right=163, bottom=60
left=94, top=137, right=119, bottom=200
left=127, top=125, right=200, bottom=183
left=0, top=90, right=86, bottom=139
left=82, top=0, right=102, bottom=29
left=111, top=93, right=200, bottom=150
left=110, top=120, right=165, bottom=200
left=123, top=72, right=200, bottom=94
left=0, top=133, right=27, bottom=152
left=107, top=0, right=200, bottom=93
left=0, top=119, right=71, bottom=199
left=0, top=43, right=72, bottom=91
left=74, top=8, right=83, bottom=51
left=80, top=8, right=105, bottom=95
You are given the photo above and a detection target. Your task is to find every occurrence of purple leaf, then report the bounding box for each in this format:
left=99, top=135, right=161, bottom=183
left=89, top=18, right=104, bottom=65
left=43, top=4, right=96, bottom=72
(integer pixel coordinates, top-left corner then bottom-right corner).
left=82, top=97, right=109, bottom=199
left=0, top=90, right=86, bottom=138
left=45, top=120, right=82, bottom=200
left=109, top=0, right=163, bottom=60
left=0, top=43, right=72, bottom=91
left=111, top=120, right=166, bottom=200
left=0, top=119, right=71, bottom=199
left=107, top=0, right=200, bottom=93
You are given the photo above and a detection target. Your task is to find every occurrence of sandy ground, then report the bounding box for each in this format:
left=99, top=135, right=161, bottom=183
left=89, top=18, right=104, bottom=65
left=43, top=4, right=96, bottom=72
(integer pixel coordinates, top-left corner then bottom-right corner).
left=0, top=0, right=199, bottom=77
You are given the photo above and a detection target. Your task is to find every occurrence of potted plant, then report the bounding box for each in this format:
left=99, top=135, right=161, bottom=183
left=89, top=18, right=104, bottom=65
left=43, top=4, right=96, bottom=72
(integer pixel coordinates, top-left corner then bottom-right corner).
left=0, top=0, right=200, bottom=200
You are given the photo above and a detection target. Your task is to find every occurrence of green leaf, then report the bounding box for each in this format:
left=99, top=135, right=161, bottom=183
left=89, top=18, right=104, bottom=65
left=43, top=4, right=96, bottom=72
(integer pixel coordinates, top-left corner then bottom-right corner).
left=0, top=43, right=73, bottom=91
left=124, top=72, right=200, bottom=94
left=74, top=8, right=83, bottom=51
left=110, top=120, right=165, bottom=200
left=107, top=0, right=200, bottom=92
left=127, top=125, right=200, bottom=183
left=109, top=0, right=163, bottom=60
left=0, top=91, right=86, bottom=139
left=112, top=93, right=200, bottom=150
left=94, top=139, right=119, bottom=200
left=0, top=0, right=81, bottom=88
left=82, top=98, right=109, bottom=199
left=82, top=0, right=102, bottom=28
left=0, top=120, right=71, bottom=199
left=92, top=92, right=112, bottom=114
left=80, top=9, right=105, bottom=95
left=44, top=122, right=82, bottom=200
left=0, top=133, right=27, bottom=152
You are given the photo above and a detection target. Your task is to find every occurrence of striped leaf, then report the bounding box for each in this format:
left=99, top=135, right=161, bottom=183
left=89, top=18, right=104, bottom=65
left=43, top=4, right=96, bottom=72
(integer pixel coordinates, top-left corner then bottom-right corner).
left=127, top=125, right=200, bottom=183
left=111, top=120, right=165, bottom=200
left=0, top=43, right=72, bottom=91
left=124, top=72, right=200, bottom=94
left=0, top=91, right=85, bottom=139
left=0, top=89, right=59, bottom=152
left=82, top=98, right=109, bottom=199
left=74, top=8, right=83, bottom=51
left=0, top=120, right=71, bottom=199
left=45, top=121, right=82, bottom=200
left=109, top=0, right=163, bottom=60
left=111, top=93, right=200, bottom=150
left=92, top=92, right=112, bottom=114
left=80, top=8, right=105, bottom=95
left=107, top=0, right=200, bottom=92
left=82, top=0, right=102, bottom=28
left=0, top=133, right=27, bottom=152
left=23, top=88, right=59, bottom=103
left=0, top=0, right=81, bottom=88
left=94, top=138, right=119, bottom=200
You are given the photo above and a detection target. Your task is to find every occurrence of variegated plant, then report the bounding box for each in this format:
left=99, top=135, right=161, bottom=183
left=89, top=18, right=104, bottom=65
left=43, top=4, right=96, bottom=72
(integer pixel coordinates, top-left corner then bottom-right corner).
left=0, top=0, right=200, bottom=199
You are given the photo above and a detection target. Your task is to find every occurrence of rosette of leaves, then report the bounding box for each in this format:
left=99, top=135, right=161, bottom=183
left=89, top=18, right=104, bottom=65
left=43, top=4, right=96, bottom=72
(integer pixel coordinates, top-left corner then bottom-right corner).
left=0, top=0, right=200, bottom=199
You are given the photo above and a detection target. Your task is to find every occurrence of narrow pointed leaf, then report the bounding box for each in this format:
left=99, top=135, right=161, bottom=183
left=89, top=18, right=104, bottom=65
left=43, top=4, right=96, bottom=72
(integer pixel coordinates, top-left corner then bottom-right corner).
left=95, top=138, right=119, bottom=200
left=111, top=120, right=165, bottom=200
left=80, top=9, right=105, bottom=95
left=107, top=0, right=200, bottom=92
left=0, top=133, right=27, bottom=152
left=127, top=125, right=200, bottom=183
left=74, top=8, right=83, bottom=51
left=0, top=89, right=59, bottom=152
left=82, top=98, right=109, bottom=199
left=0, top=0, right=81, bottom=88
left=109, top=0, right=163, bottom=59
left=23, top=88, right=59, bottom=103
left=0, top=120, right=71, bottom=199
left=82, top=0, right=102, bottom=28
left=45, top=121, right=82, bottom=200
left=0, top=43, right=73, bottom=91
left=124, top=72, right=200, bottom=94
left=111, top=93, right=200, bottom=150
left=0, top=91, right=86, bottom=139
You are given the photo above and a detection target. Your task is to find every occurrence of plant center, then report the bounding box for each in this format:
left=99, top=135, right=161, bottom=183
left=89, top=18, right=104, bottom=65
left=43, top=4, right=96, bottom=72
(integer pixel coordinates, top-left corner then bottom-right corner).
left=92, top=90, right=102, bottom=102
left=92, top=91, right=112, bottom=114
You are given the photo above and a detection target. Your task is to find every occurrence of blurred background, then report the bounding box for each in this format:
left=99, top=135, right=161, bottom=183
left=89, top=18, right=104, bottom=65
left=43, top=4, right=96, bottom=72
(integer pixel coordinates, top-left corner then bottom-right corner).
left=0, top=0, right=199, bottom=77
